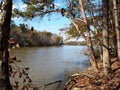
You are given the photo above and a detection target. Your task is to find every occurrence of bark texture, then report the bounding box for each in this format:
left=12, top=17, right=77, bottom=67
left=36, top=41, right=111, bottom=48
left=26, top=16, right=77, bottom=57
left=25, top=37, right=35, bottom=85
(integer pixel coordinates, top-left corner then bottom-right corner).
left=113, top=0, right=120, bottom=60
left=0, top=0, right=12, bottom=90
left=102, top=0, right=111, bottom=75
left=79, top=0, right=98, bottom=71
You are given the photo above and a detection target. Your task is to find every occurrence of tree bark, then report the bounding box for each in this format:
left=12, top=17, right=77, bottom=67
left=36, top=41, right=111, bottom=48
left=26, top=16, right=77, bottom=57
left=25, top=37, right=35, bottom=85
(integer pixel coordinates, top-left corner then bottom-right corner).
left=113, top=0, right=120, bottom=60
left=88, top=0, right=103, bottom=61
left=79, top=0, right=99, bottom=71
left=0, top=0, right=12, bottom=90
left=102, top=0, right=111, bottom=75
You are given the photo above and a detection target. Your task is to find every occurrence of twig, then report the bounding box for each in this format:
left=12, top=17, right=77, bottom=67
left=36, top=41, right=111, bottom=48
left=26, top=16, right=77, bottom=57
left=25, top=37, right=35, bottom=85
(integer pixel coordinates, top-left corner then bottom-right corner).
left=41, top=80, right=62, bottom=90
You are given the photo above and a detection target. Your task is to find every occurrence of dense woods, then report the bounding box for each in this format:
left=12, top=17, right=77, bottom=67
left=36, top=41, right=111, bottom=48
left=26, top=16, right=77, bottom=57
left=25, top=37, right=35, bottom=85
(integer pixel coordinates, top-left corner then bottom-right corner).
left=0, top=0, right=120, bottom=90
left=10, top=24, right=63, bottom=47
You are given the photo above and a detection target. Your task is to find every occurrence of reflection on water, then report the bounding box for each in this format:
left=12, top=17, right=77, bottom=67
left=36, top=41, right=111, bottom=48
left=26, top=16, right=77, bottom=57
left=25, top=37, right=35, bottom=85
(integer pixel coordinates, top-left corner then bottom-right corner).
left=10, top=45, right=89, bottom=89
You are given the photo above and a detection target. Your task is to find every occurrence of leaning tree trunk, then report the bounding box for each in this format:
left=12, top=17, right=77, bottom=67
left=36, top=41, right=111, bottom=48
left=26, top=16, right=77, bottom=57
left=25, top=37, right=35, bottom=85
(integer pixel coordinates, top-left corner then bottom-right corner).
left=79, top=0, right=99, bottom=71
left=88, top=0, right=103, bottom=61
left=0, top=0, right=12, bottom=90
left=113, top=0, right=120, bottom=60
left=102, top=0, right=111, bottom=75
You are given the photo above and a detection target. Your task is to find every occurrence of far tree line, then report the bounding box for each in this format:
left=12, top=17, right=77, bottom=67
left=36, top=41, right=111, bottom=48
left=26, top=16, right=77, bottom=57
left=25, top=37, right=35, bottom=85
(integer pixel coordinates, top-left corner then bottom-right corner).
left=10, top=23, right=63, bottom=47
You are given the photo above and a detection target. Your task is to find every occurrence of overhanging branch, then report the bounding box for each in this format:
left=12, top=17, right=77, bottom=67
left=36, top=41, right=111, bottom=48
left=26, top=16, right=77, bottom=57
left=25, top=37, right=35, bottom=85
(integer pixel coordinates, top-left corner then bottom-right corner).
left=67, top=15, right=86, bottom=39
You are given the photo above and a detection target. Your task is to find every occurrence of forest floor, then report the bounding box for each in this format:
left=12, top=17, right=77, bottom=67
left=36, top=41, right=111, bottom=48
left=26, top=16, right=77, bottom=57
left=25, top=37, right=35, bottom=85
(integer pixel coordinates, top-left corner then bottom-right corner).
left=64, top=57, right=120, bottom=90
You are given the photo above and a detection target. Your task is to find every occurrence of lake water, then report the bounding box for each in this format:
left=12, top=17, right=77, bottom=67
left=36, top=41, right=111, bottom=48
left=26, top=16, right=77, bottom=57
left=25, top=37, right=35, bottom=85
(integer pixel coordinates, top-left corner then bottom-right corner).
left=10, top=45, right=89, bottom=90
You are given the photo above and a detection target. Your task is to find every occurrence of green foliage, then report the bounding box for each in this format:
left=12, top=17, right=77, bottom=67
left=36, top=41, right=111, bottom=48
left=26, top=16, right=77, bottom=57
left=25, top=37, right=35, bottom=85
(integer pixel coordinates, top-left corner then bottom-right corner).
left=67, top=26, right=79, bottom=37
left=66, top=21, right=86, bottom=39
left=13, top=0, right=54, bottom=19
left=24, top=9, right=34, bottom=17
left=19, top=24, right=27, bottom=33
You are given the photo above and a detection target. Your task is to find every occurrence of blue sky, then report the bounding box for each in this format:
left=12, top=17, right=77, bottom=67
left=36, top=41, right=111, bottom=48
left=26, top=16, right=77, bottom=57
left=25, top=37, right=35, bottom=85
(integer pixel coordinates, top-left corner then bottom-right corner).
left=13, top=14, right=70, bottom=34
left=12, top=0, right=71, bottom=35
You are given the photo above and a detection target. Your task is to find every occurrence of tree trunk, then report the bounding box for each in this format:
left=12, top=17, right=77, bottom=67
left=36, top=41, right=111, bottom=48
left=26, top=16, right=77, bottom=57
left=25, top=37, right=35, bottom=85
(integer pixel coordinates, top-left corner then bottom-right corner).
left=113, top=0, right=120, bottom=60
left=79, top=0, right=99, bottom=71
left=0, top=0, right=12, bottom=90
left=109, top=13, right=117, bottom=57
left=88, top=0, right=103, bottom=61
left=102, top=0, right=111, bottom=75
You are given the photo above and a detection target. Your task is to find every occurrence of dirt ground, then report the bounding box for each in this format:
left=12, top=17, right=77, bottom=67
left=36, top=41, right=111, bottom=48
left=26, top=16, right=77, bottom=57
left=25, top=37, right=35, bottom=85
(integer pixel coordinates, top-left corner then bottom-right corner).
left=64, top=58, right=120, bottom=90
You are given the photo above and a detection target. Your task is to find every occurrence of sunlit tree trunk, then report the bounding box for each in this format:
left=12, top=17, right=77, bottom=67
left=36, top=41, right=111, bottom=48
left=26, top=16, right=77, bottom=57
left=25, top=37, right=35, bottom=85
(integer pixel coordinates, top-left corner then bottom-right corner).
left=113, top=0, right=120, bottom=60
left=0, top=0, right=12, bottom=89
left=102, top=0, right=111, bottom=75
left=79, top=0, right=99, bottom=71
left=88, top=0, right=103, bottom=60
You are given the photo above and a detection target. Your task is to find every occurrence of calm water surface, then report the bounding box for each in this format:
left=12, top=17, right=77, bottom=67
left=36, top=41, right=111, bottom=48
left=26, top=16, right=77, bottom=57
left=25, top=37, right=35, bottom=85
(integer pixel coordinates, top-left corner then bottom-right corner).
left=10, top=45, right=89, bottom=89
